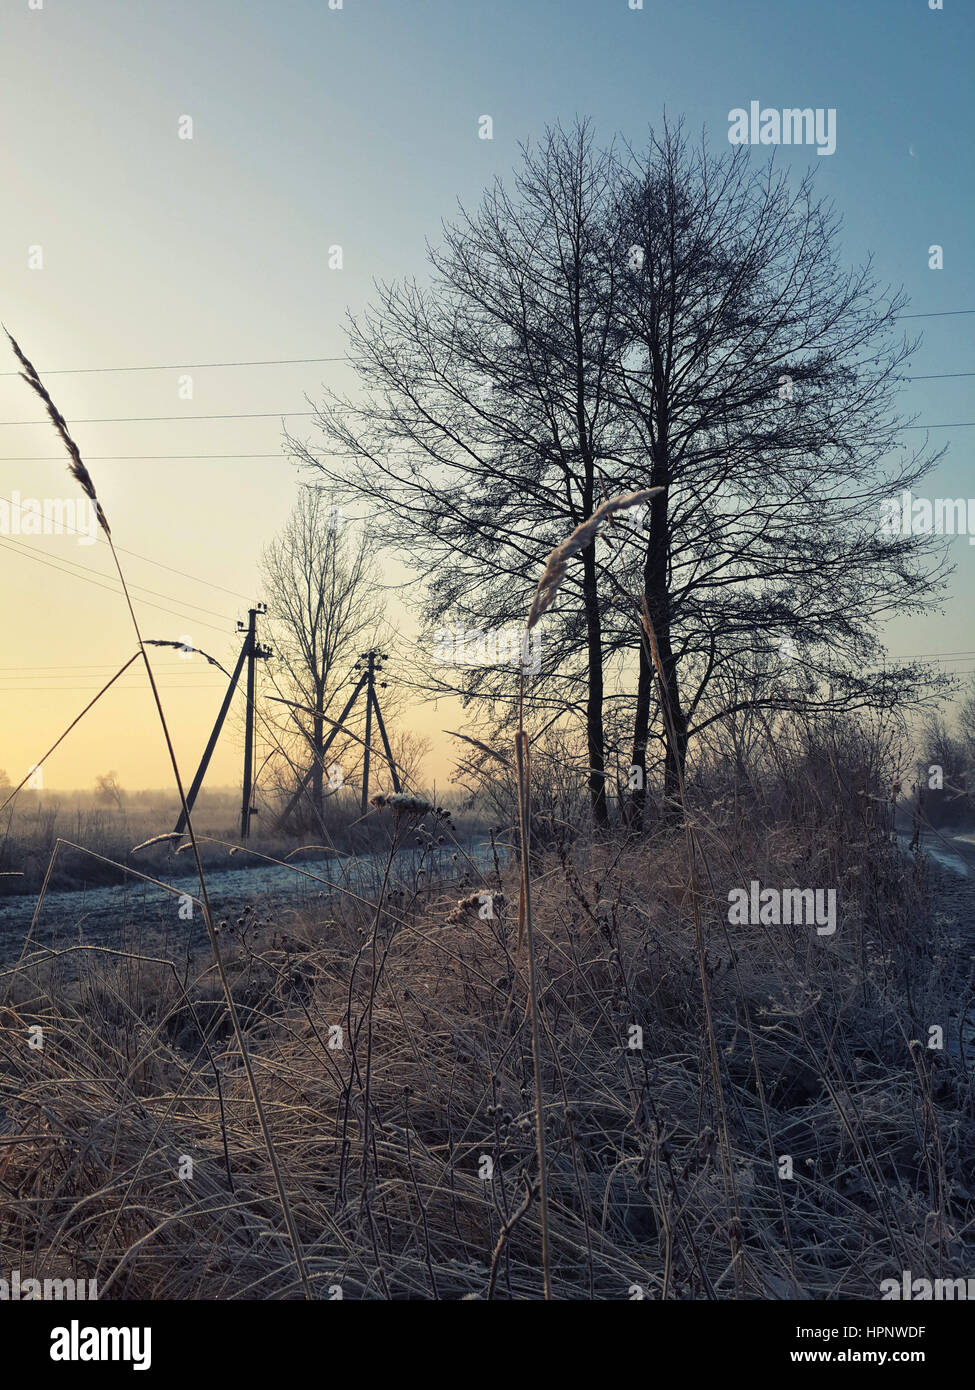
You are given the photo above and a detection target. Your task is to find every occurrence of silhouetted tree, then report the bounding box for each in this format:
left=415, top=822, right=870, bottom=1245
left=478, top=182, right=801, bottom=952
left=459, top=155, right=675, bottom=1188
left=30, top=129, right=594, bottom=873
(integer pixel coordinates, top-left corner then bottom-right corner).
left=260, top=489, right=381, bottom=825
left=605, top=122, right=948, bottom=810
left=94, top=771, right=124, bottom=811
left=294, top=119, right=948, bottom=826
left=292, top=122, right=631, bottom=823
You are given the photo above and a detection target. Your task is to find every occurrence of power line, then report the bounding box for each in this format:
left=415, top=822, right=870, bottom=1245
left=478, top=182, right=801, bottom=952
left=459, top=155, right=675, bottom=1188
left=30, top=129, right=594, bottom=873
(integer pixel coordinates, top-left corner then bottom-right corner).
left=888, top=649, right=975, bottom=658
left=1, top=409, right=972, bottom=429
left=905, top=371, right=975, bottom=381
left=0, top=492, right=253, bottom=600
left=0, top=684, right=228, bottom=692
left=1, top=364, right=967, bottom=380
left=0, top=455, right=288, bottom=461
left=0, top=308, right=971, bottom=378
left=891, top=654, right=975, bottom=664
left=0, top=663, right=130, bottom=670
left=0, top=534, right=234, bottom=621
left=0, top=669, right=199, bottom=677
left=0, top=667, right=201, bottom=678
left=2, top=650, right=973, bottom=675
left=0, top=356, right=356, bottom=378
left=0, top=537, right=233, bottom=635
left=0, top=410, right=319, bottom=426
left=898, top=309, right=975, bottom=320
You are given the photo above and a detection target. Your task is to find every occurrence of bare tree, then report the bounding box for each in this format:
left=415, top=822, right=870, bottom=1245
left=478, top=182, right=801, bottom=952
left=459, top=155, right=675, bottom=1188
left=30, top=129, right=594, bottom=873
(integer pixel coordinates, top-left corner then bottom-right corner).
left=291, top=122, right=628, bottom=824
left=260, top=489, right=382, bottom=826
left=606, top=122, right=948, bottom=809
left=388, top=729, right=431, bottom=790
left=292, top=119, right=948, bottom=828
left=959, top=679, right=975, bottom=761
left=94, top=771, right=124, bottom=811
left=918, top=714, right=972, bottom=827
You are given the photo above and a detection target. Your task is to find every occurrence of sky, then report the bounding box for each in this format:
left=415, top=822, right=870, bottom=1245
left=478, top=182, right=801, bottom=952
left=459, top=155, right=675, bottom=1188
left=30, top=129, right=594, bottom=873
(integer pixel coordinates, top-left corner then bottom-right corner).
left=0, top=0, right=972, bottom=796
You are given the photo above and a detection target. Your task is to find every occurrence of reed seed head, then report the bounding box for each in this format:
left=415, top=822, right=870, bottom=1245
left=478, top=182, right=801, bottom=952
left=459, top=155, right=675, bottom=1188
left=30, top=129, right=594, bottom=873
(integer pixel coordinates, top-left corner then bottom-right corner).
left=4, top=328, right=112, bottom=537
left=527, top=487, right=663, bottom=630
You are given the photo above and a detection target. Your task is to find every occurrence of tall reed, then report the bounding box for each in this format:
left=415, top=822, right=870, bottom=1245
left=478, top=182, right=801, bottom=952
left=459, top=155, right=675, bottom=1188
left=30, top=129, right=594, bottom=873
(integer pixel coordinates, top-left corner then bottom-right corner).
left=517, top=489, right=662, bottom=1301
left=5, top=331, right=312, bottom=1298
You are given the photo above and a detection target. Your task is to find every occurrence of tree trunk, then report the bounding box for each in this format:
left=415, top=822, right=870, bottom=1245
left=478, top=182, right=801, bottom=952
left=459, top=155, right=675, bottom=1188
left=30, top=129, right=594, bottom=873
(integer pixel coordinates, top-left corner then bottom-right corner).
left=627, top=642, right=653, bottom=825
left=311, top=701, right=324, bottom=819
left=630, top=481, right=689, bottom=815
left=582, top=541, right=609, bottom=826
left=651, top=612, right=688, bottom=804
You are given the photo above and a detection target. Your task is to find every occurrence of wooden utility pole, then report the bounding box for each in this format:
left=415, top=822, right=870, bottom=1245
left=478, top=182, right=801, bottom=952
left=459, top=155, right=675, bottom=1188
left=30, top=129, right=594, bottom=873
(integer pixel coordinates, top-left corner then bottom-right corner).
left=173, top=638, right=248, bottom=837
left=366, top=651, right=399, bottom=803
left=274, top=670, right=368, bottom=829
left=240, top=604, right=271, bottom=841
left=358, top=649, right=401, bottom=814
left=172, top=604, right=270, bottom=840
left=360, top=651, right=375, bottom=816
left=274, top=648, right=400, bottom=830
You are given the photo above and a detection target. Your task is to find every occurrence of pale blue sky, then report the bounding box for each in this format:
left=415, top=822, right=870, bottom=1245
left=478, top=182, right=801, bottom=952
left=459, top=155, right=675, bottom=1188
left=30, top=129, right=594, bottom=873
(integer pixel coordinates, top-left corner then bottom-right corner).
left=0, top=0, right=972, bottom=786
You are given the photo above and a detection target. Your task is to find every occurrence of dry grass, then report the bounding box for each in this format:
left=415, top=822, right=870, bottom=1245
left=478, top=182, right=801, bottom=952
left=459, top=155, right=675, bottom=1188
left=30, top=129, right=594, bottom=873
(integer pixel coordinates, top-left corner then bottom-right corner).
left=1, top=748, right=971, bottom=1299
left=0, top=794, right=484, bottom=897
